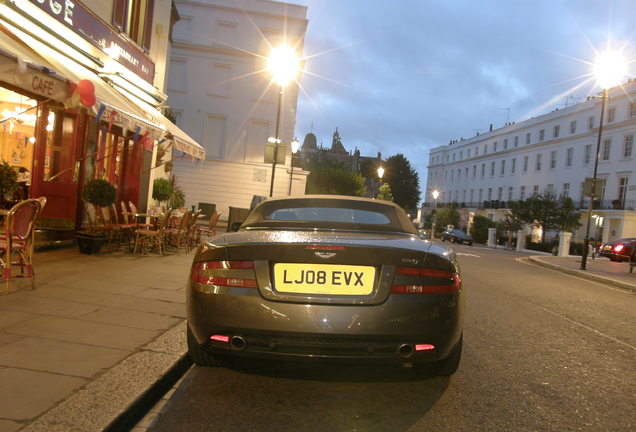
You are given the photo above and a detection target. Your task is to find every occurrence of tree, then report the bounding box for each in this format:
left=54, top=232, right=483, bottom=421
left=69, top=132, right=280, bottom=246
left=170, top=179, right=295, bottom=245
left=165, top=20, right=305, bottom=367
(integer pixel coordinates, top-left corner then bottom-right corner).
left=376, top=183, right=393, bottom=201
left=470, top=214, right=496, bottom=244
left=306, top=159, right=367, bottom=196
left=497, top=212, right=524, bottom=247
left=509, top=193, right=581, bottom=242
left=435, top=202, right=460, bottom=233
left=383, top=154, right=421, bottom=214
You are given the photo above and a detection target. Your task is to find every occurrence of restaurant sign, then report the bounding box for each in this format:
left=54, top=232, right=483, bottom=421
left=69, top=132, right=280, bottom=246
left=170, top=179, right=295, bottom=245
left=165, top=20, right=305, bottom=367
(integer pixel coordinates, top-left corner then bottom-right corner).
left=27, top=0, right=155, bottom=84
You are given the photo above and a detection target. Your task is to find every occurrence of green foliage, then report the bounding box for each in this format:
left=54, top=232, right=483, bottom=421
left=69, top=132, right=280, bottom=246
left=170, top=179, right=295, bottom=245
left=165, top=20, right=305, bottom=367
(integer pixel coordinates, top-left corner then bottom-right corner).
left=376, top=183, right=393, bottom=201
left=168, top=175, right=185, bottom=209
left=152, top=178, right=173, bottom=203
left=383, top=154, right=421, bottom=213
left=82, top=178, right=116, bottom=207
left=435, top=202, right=460, bottom=232
left=510, top=193, right=581, bottom=242
left=0, top=161, right=17, bottom=206
left=306, top=159, right=367, bottom=196
left=470, top=214, right=496, bottom=244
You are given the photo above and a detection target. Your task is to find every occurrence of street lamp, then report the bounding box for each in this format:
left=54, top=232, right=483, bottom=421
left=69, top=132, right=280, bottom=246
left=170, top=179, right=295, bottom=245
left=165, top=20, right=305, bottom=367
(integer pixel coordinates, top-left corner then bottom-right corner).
left=431, top=189, right=440, bottom=239
left=267, top=45, right=300, bottom=197
left=288, top=137, right=300, bottom=195
left=375, top=166, right=384, bottom=198
left=580, top=50, right=627, bottom=270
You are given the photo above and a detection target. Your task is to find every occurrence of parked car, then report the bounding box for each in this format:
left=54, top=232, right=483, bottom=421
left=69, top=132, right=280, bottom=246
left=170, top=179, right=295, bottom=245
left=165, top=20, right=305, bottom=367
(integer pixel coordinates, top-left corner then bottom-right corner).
left=187, top=195, right=464, bottom=376
left=597, top=238, right=636, bottom=262
left=441, top=228, right=473, bottom=245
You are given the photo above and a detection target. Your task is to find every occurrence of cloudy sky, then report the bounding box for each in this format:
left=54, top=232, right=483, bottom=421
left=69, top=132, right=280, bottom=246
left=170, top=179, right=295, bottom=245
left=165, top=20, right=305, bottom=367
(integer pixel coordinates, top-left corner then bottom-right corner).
left=287, top=0, right=635, bottom=203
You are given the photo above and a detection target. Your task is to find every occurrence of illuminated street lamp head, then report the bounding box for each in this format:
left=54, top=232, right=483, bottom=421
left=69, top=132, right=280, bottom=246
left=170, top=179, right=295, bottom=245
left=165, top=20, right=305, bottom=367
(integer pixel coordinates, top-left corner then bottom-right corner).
left=377, top=166, right=384, bottom=179
left=432, top=189, right=440, bottom=200
left=291, top=138, right=300, bottom=154
left=594, top=51, right=628, bottom=89
left=268, top=45, right=300, bottom=86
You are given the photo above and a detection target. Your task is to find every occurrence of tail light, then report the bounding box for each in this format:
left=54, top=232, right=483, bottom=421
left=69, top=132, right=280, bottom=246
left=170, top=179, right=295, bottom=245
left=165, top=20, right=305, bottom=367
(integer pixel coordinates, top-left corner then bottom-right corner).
left=391, top=267, right=461, bottom=294
left=614, top=244, right=624, bottom=252
left=191, top=261, right=258, bottom=288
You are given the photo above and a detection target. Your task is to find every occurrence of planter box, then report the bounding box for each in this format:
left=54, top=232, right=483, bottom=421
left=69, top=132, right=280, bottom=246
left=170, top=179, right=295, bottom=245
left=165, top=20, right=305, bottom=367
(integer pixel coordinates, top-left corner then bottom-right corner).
left=75, top=232, right=107, bottom=255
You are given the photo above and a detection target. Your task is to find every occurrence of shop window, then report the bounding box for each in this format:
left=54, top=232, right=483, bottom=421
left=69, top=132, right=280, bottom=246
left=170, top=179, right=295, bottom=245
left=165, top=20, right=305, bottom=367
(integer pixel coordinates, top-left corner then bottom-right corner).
left=113, top=0, right=155, bottom=51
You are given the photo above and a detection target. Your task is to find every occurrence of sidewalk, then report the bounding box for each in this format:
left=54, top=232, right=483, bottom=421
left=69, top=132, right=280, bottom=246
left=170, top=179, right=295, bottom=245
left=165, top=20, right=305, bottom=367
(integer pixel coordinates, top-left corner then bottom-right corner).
left=1, top=247, right=634, bottom=432
left=526, top=254, right=636, bottom=292
left=0, top=248, right=193, bottom=432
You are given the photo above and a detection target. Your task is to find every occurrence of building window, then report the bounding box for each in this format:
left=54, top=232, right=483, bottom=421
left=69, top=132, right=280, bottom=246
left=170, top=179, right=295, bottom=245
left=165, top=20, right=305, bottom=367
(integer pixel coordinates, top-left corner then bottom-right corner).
left=481, top=163, right=485, bottom=177
left=523, top=156, right=529, bottom=172
left=483, top=144, right=487, bottom=154
left=569, top=120, right=577, bottom=134
left=566, top=147, right=573, bottom=167
left=520, top=186, right=526, bottom=200
left=467, top=149, right=471, bottom=158
left=493, top=142, right=497, bottom=152
left=457, top=169, right=461, bottom=180
left=602, top=138, right=611, bottom=161
left=588, top=116, right=595, bottom=129
left=514, top=136, right=519, bottom=147
left=460, top=151, right=463, bottom=160
left=511, top=158, right=516, bottom=174
left=539, top=129, right=545, bottom=141
left=526, top=133, right=531, bottom=145
left=503, top=139, right=508, bottom=149
left=462, top=190, right=466, bottom=202
left=508, top=186, right=513, bottom=201
left=536, top=153, right=542, bottom=171
left=470, top=189, right=474, bottom=203
left=533, top=185, right=539, bottom=196
left=478, top=189, right=483, bottom=202
left=546, top=184, right=554, bottom=195
left=490, top=162, right=495, bottom=177
left=607, top=107, right=615, bottom=123
left=465, top=167, right=469, bottom=178
left=550, top=151, right=557, bottom=169
left=624, top=135, right=633, bottom=158
left=618, top=177, right=628, bottom=207
left=562, top=183, right=570, bottom=198
left=553, top=125, right=560, bottom=138
left=112, top=0, right=155, bottom=50
left=451, top=170, right=454, bottom=182
left=498, top=187, right=503, bottom=201
left=487, top=188, right=492, bottom=200
left=500, top=159, right=506, bottom=176
left=452, top=153, right=456, bottom=161
left=630, top=102, right=636, bottom=118
left=472, top=165, right=477, bottom=178
left=584, top=144, right=592, bottom=165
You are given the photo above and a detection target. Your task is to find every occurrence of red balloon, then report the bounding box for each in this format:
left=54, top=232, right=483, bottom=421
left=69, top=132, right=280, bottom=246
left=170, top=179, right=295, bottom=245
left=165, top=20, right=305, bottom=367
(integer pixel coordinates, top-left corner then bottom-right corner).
left=77, top=79, right=95, bottom=97
left=80, top=93, right=96, bottom=107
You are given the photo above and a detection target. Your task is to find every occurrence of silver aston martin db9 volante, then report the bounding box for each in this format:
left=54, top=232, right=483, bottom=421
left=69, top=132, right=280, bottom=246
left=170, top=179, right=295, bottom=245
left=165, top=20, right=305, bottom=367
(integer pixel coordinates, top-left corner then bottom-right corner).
left=187, top=195, right=464, bottom=376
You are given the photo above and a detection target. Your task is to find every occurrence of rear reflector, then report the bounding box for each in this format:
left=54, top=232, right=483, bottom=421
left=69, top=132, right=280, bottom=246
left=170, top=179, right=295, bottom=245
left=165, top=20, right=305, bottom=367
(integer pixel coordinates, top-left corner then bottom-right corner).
left=415, top=344, right=435, bottom=351
left=614, top=244, right=624, bottom=252
left=210, top=335, right=229, bottom=343
left=391, top=267, right=461, bottom=294
left=191, top=261, right=258, bottom=288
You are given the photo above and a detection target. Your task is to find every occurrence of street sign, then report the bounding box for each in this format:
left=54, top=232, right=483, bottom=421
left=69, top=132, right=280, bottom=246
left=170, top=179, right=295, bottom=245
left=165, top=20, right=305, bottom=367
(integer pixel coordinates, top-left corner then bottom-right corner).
left=582, top=178, right=604, bottom=196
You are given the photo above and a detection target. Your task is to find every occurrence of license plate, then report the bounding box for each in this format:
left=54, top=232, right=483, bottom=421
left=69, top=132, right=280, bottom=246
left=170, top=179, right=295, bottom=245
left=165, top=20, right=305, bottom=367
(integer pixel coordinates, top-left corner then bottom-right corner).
left=273, top=263, right=375, bottom=295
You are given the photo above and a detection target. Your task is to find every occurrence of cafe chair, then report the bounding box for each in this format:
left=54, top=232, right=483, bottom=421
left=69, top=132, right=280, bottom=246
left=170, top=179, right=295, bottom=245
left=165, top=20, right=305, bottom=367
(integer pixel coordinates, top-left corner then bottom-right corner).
left=187, top=209, right=203, bottom=250
left=133, top=208, right=173, bottom=255
left=165, top=209, right=192, bottom=254
left=197, top=211, right=223, bottom=242
left=0, top=198, right=43, bottom=293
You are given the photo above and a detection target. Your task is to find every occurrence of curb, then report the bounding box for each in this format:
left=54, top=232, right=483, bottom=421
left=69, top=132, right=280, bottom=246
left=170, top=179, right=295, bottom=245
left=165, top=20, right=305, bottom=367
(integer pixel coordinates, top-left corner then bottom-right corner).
left=525, top=256, right=636, bottom=292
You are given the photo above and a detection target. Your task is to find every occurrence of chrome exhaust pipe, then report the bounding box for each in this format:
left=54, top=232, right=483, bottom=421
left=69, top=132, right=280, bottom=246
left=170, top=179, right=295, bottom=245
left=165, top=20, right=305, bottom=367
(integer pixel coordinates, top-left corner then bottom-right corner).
left=230, top=336, right=247, bottom=351
left=397, top=343, right=414, bottom=358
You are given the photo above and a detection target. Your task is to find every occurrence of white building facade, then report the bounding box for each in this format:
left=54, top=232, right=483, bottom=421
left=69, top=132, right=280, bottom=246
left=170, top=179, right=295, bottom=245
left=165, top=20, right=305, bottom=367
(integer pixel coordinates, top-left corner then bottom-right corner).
left=168, top=0, right=308, bottom=219
left=425, top=80, right=636, bottom=243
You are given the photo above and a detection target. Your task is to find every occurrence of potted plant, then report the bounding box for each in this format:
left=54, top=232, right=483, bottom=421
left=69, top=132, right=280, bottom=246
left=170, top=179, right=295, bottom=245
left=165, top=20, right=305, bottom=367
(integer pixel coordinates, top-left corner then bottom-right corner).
left=76, top=178, right=117, bottom=254
left=0, top=161, right=18, bottom=209
left=153, top=177, right=173, bottom=210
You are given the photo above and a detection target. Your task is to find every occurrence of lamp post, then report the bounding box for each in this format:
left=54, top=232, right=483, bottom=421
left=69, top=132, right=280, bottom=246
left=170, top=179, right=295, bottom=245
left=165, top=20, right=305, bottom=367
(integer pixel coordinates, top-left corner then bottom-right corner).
left=431, top=189, right=439, bottom=239
left=267, top=45, right=299, bottom=197
left=288, top=137, right=300, bottom=195
left=580, top=50, right=627, bottom=270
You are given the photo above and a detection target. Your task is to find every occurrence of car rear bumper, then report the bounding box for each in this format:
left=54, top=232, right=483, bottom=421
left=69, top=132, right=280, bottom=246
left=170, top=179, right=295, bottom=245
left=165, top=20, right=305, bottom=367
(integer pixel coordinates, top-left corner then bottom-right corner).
left=187, top=287, right=463, bottom=364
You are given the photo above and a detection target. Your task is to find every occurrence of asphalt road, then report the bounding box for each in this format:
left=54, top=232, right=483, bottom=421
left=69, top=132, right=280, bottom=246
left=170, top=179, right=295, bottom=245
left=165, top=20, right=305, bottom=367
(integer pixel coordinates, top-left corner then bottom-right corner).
left=148, top=245, right=635, bottom=432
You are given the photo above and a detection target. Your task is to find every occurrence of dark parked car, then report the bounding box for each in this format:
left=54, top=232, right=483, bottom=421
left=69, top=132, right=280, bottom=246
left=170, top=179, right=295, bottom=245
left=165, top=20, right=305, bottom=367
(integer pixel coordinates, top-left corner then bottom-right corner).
left=441, top=228, right=473, bottom=245
left=187, top=195, right=464, bottom=376
left=597, top=238, right=636, bottom=262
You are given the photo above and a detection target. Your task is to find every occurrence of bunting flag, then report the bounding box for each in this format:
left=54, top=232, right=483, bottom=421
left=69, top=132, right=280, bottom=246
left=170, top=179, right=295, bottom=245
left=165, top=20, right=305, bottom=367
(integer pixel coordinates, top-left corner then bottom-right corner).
left=107, top=110, right=117, bottom=131
left=95, top=103, right=106, bottom=124
left=131, top=125, right=141, bottom=142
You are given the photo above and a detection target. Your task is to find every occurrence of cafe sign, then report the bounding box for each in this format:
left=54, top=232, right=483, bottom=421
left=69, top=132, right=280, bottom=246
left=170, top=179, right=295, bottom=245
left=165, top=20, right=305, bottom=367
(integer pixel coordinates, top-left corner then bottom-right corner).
left=27, top=0, right=155, bottom=84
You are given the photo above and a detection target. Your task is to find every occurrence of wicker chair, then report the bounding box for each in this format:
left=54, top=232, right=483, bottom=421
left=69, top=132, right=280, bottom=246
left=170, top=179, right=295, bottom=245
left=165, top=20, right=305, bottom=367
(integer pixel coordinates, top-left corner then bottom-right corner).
left=132, top=208, right=173, bottom=255
left=197, top=211, right=223, bottom=241
left=165, top=210, right=192, bottom=254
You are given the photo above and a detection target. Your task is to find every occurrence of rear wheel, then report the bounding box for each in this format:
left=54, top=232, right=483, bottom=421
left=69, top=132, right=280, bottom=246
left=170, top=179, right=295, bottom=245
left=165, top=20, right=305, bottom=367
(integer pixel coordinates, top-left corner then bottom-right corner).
left=436, top=335, right=462, bottom=376
left=187, top=325, right=221, bottom=367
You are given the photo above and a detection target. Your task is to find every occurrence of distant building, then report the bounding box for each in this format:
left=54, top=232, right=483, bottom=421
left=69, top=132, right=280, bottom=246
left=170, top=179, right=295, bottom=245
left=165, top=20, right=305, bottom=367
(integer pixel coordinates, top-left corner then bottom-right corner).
left=424, top=80, right=636, bottom=243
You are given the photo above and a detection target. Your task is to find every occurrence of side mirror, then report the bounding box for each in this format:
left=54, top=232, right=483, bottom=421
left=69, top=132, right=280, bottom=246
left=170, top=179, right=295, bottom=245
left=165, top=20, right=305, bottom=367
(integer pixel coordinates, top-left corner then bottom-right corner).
left=230, top=221, right=243, bottom=232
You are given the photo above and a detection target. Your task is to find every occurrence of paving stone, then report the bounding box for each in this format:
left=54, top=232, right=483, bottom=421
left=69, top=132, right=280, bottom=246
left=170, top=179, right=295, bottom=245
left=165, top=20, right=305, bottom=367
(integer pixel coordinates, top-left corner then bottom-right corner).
left=21, top=284, right=115, bottom=304
left=0, top=332, right=22, bottom=347
left=136, top=288, right=185, bottom=303
left=96, top=295, right=186, bottom=317
left=0, top=337, right=129, bottom=378
left=0, top=418, right=22, bottom=432
left=0, top=296, right=100, bottom=318
left=0, top=368, right=85, bottom=421
left=3, top=316, right=159, bottom=350
left=0, top=309, right=36, bottom=329
left=81, top=307, right=181, bottom=331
